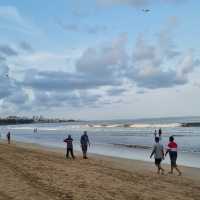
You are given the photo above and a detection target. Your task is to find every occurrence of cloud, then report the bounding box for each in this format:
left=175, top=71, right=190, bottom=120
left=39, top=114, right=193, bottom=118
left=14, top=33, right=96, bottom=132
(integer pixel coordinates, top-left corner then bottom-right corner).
left=0, top=44, right=18, bottom=57
left=0, top=61, right=28, bottom=106
left=177, top=51, right=200, bottom=75
left=136, top=89, right=146, bottom=94
left=22, top=69, right=118, bottom=92
left=6, top=89, right=28, bottom=105
left=0, top=55, right=6, bottom=62
left=132, top=68, right=186, bottom=89
left=157, top=16, right=180, bottom=59
left=0, top=47, right=29, bottom=113
left=30, top=89, right=102, bottom=110
left=0, top=63, right=11, bottom=98
left=57, top=19, right=108, bottom=35
left=0, top=18, right=199, bottom=113
left=14, top=34, right=129, bottom=109
left=19, top=41, right=34, bottom=52
left=15, top=51, right=73, bottom=72
left=128, top=33, right=200, bottom=89
left=76, top=33, right=128, bottom=78
left=106, top=87, right=126, bottom=96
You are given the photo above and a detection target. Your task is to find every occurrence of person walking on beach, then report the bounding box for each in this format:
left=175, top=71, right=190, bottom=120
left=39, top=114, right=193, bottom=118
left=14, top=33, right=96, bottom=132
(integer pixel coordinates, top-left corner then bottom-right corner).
left=7, top=131, right=11, bottom=144
left=165, top=136, right=182, bottom=176
left=80, top=131, right=90, bottom=159
left=150, top=137, right=165, bottom=174
left=64, top=135, right=75, bottom=159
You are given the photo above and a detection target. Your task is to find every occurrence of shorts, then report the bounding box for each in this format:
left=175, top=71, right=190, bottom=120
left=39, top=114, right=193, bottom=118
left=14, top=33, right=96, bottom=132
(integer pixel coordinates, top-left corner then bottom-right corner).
left=169, top=151, right=177, bottom=167
left=155, top=158, right=162, bottom=165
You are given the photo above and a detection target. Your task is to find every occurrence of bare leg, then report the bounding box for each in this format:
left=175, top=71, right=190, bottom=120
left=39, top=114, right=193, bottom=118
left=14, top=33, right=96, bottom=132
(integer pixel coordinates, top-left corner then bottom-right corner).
left=168, top=165, right=173, bottom=174
left=175, top=166, right=182, bottom=176
left=157, top=165, right=160, bottom=174
left=157, top=163, right=164, bottom=175
left=159, top=165, right=165, bottom=174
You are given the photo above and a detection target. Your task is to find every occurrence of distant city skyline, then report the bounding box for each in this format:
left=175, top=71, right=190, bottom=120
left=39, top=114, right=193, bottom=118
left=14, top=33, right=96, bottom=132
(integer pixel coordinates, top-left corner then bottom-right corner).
left=0, top=0, right=200, bottom=120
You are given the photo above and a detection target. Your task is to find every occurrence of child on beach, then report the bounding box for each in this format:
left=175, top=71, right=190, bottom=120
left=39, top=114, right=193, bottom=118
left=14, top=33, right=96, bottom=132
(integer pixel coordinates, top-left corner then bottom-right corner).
left=64, top=135, right=75, bottom=159
left=150, top=137, right=165, bottom=174
left=165, top=136, right=182, bottom=176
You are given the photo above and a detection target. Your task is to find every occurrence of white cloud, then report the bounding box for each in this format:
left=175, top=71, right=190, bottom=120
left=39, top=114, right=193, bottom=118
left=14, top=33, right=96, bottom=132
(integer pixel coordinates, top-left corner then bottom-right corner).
left=76, top=33, right=128, bottom=78
left=0, top=17, right=199, bottom=114
left=127, top=21, right=200, bottom=89
left=0, top=44, right=18, bottom=57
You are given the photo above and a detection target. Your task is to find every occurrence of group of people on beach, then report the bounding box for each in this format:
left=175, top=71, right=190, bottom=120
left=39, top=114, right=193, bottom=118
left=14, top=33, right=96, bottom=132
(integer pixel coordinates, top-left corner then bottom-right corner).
left=63, top=131, right=90, bottom=159
left=150, top=128, right=182, bottom=176
left=63, top=128, right=182, bottom=176
left=3, top=127, right=182, bottom=176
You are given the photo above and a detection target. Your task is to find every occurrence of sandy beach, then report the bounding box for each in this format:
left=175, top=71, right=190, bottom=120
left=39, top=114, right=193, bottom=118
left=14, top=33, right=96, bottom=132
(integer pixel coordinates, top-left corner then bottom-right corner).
left=0, top=141, right=200, bottom=200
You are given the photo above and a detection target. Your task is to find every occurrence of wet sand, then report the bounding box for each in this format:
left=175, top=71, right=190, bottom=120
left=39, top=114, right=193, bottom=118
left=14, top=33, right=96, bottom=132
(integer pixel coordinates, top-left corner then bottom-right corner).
left=0, top=141, right=200, bottom=200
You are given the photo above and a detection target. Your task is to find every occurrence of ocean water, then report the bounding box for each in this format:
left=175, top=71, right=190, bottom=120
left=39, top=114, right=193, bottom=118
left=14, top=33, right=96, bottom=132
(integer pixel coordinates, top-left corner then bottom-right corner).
left=1, top=116, right=200, bottom=168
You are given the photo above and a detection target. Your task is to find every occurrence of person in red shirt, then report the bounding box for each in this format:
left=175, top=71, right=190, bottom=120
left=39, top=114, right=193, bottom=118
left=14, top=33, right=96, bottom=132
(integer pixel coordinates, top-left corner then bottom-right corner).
left=165, top=136, right=182, bottom=176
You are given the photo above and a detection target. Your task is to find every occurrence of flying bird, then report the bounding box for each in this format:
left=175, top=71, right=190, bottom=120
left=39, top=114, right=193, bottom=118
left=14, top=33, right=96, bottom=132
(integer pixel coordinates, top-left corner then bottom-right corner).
left=142, top=9, right=150, bottom=13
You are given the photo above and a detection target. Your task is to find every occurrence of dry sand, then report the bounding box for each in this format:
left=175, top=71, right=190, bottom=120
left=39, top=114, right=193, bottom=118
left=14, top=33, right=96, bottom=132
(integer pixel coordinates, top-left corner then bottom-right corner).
left=0, top=141, right=200, bottom=200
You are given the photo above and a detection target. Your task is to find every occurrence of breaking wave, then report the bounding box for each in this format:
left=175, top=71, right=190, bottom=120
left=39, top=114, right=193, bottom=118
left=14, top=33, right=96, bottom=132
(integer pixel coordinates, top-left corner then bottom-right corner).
left=87, top=123, right=181, bottom=129
left=5, top=121, right=200, bottom=131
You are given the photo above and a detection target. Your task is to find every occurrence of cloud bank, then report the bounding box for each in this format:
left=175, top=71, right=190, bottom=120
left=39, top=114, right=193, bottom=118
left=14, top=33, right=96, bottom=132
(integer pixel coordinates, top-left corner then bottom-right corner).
left=0, top=18, right=199, bottom=114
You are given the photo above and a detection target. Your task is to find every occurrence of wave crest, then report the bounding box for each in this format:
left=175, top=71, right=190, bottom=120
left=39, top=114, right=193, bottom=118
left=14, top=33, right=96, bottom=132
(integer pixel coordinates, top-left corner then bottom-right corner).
left=87, top=123, right=181, bottom=128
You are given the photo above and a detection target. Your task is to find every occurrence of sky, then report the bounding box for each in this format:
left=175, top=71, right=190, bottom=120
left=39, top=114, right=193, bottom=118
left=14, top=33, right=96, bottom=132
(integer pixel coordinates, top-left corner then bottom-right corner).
left=0, top=0, right=200, bottom=120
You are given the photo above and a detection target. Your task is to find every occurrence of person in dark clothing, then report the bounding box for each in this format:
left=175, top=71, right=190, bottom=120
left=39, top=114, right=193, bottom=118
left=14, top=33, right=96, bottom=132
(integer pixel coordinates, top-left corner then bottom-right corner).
left=7, top=132, right=11, bottom=144
left=80, top=131, right=90, bottom=159
left=158, top=128, right=162, bottom=141
left=154, top=129, right=157, bottom=138
left=158, top=128, right=162, bottom=135
left=64, top=135, right=75, bottom=159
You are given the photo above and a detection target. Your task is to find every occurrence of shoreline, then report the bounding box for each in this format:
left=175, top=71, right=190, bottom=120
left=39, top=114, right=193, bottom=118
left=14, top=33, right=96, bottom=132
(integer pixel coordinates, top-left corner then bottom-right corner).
left=7, top=137, right=200, bottom=169
left=1, top=140, right=200, bottom=181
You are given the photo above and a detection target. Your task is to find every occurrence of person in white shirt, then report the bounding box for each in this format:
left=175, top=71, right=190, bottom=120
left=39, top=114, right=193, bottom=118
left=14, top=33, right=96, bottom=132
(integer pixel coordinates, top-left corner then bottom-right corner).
left=150, top=137, right=165, bottom=174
